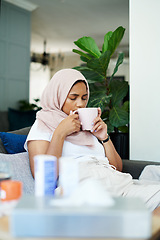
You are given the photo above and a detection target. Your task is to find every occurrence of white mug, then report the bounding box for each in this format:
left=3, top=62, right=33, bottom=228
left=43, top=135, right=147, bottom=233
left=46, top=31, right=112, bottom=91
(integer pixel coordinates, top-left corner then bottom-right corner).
left=74, top=108, right=98, bottom=131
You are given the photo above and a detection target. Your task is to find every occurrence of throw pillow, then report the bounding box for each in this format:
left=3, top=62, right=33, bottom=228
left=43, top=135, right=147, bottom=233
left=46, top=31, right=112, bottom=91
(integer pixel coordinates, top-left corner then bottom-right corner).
left=0, top=152, right=34, bottom=194
left=0, top=132, right=27, bottom=154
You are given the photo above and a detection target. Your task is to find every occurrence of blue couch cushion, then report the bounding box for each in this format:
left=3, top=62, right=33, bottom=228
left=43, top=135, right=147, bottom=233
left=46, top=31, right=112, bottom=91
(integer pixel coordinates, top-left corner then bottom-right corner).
left=0, top=132, right=27, bottom=154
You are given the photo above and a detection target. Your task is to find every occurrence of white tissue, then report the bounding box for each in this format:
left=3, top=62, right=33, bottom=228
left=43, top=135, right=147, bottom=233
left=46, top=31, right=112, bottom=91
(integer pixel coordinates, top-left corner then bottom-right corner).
left=51, top=178, right=114, bottom=207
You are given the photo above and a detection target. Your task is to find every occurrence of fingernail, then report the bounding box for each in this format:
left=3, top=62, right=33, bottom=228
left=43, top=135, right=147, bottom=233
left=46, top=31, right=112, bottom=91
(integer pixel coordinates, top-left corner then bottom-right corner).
left=94, top=130, right=96, bottom=132
left=91, top=129, right=93, bottom=132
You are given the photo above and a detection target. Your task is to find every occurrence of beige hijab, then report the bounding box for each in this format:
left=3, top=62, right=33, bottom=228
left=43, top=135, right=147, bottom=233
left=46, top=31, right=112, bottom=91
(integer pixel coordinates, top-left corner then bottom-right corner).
left=36, top=68, right=94, bottom=146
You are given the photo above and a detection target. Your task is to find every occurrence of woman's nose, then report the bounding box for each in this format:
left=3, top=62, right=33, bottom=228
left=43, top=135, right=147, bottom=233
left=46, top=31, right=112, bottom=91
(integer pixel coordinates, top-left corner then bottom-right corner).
left=76, top=98, right=84, bottom=107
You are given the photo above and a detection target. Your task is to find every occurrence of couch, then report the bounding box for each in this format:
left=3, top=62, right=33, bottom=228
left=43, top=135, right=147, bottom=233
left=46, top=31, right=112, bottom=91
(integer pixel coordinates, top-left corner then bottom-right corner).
left=0, top=110, right=36, bottom=132
left=0, top=127, right=160, bottom=195
left=0, top=127, right=34, bottom=194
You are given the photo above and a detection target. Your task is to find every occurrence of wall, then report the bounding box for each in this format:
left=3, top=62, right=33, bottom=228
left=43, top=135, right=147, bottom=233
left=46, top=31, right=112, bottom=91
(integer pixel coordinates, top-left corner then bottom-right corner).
left=130, top=0, right=160, bottom=162
left=0, top=1, right=30, bottom=111
left=29, top=63, right=50, bottom=104
left=29, top=52, right=82, bottom=103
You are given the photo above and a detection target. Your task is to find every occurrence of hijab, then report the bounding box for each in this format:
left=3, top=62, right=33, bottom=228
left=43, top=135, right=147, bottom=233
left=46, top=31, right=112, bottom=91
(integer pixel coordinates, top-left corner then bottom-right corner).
left=36, top=68, right=94, bottom=146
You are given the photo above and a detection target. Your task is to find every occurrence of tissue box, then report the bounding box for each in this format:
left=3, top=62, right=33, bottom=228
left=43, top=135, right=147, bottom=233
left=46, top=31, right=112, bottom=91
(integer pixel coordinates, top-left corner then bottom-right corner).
left=10, top=195, right=151, bottom=238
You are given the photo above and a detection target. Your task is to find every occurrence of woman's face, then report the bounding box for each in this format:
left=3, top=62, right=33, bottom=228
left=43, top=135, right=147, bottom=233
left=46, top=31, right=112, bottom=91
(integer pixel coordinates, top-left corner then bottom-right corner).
left=62, top=81, right=88, bottom=115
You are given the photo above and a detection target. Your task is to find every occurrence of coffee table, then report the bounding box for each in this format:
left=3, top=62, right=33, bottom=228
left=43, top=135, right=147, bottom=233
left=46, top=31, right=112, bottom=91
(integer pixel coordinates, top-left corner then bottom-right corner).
left=10, top=196, right=152, bottom=238
left=0, top=215, right=160, bottom=240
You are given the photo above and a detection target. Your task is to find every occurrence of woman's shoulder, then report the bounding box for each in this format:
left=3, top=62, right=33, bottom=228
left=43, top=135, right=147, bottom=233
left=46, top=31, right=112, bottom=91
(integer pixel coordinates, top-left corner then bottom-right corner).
left=27, top=120, right=53, bottom=142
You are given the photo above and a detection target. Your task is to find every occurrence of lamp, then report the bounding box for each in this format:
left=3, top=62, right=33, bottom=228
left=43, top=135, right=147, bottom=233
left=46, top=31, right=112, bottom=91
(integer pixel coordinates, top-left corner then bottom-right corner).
left=31, top=40, right=50, bottom=66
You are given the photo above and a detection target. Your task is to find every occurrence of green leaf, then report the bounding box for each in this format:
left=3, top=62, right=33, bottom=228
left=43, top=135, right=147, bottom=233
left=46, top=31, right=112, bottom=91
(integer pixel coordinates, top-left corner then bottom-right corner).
left=80, top=54, right=93, bottom=62
left=89, top=84, right=106, bottom=96
left=73, top=67, right=104, bottom=83
left=102, top=31, right=113, bottom=53
left=118, top=125, right=129, bottom=133
left=109, top=106, right=129, bottom=128
left=80, top=56, right=89, bottom=63
left=73, top=66, right=91, bottom=71
left=109, top=53, right=124, bottom=82
left=109, top=80, right=128, bottom=106
left=87, top=50, right=111, bottom=76
left=101, top=114, right=114, bottom=133
left=72, top=49, right=91, bottom=60
left=74, top=37, right=101, bottom=58
left=87, top=79, right=101, bottom=84
left=122, top=100, right=130, bottom=112
left=88, top=93, right=112, bottom=112
left=105, top=120, right=114, bottom=133
left=101, top=109, right=109, bottom=121
left=83, top=71, right=104, bottom=83
left=107, top=26, right=125, bottom=55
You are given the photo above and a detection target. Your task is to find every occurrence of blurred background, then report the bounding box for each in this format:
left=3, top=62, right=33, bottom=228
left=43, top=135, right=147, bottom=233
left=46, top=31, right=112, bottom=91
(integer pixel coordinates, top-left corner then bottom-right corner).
left=0, top=0, right=129, bottom=111
left=1, top=0, right=160, bottom=162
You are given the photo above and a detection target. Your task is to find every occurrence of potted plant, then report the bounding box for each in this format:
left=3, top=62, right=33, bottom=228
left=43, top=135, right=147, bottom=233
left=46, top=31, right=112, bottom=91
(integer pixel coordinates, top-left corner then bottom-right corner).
left=72, top=26, right=129, bottom=158
left=18, top=98, right=41, bottom=111
left=8, top=99, right=41, bottom=131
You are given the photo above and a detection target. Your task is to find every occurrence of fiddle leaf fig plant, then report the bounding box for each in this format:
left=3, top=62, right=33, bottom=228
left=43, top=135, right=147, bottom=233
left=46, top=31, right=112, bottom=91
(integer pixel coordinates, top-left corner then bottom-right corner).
left=72, top=26, right=129, bottom=133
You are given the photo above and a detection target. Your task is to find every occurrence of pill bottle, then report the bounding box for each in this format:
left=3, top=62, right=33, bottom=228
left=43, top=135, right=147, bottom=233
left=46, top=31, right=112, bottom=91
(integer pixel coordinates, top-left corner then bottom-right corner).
left=34, top=154, right=57, bottom=196
left=59, top=157, right=78, bottom=197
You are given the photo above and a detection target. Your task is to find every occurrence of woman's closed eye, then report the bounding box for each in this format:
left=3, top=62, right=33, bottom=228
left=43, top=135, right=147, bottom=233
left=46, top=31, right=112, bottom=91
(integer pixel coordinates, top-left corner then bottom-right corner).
left=69, top=94, right=88, bottom=101
left=69, top=97, right=87, bottom=101
left=82, top=96, right=88, bottom=100
left=69, top=95, right=78, bottom=100
left=69, top=97, right=77, bottom=100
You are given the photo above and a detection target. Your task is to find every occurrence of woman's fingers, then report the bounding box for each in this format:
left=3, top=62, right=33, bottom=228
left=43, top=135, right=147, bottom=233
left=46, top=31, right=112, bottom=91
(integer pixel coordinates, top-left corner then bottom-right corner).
left=60, top=113, right=81, bottom=136
left=97, top=107, right=101, bottom=117
left=92, top=115, right=101, bottom=127
left=70, top=115, right=81, bottom=132
left=91, top=121, right=102, bottom=132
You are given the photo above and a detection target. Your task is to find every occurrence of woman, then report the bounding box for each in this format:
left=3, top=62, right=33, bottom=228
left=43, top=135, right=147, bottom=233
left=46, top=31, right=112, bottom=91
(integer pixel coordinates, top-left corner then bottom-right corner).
left=25, top=68, right=160, bottom=215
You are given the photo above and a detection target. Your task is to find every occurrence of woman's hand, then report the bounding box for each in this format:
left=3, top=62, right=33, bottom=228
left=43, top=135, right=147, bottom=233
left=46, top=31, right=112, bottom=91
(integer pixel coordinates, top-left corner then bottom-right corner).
left=91, top=108, right=108, bottom=141
left=91, top=108, right=122, bottom=171
left=56, top=111, right=81, bottom=138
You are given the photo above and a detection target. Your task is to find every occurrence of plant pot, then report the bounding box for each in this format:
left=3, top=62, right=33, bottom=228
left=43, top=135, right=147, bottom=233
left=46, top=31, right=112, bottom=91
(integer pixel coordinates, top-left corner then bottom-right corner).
left=110, top=132, right=129, bottom=159
left=8, top=108, right=37, bottom=131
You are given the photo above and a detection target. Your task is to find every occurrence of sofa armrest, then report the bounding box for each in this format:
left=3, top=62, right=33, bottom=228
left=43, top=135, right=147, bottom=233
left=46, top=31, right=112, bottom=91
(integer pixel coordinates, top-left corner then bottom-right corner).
left=122, top=159, right=160, bottom=179
left=8, top=126, right=31, bottom=135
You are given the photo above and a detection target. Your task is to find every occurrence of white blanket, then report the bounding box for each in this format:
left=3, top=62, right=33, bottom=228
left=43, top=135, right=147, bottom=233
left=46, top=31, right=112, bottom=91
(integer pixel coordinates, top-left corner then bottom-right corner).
left=75, top=156, right=160, bottom=211
left=139, top=165, right=160, bottom=182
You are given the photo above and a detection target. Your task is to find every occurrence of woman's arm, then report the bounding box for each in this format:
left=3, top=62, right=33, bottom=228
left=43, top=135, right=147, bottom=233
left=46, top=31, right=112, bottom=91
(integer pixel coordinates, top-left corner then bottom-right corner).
left=91, top=108, right=123, bottom=171
left=27, top=130, right=65, bottom=178
left=28, top=113, right=81, bottom=177
left=102, top=138, right=122, bottom=171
